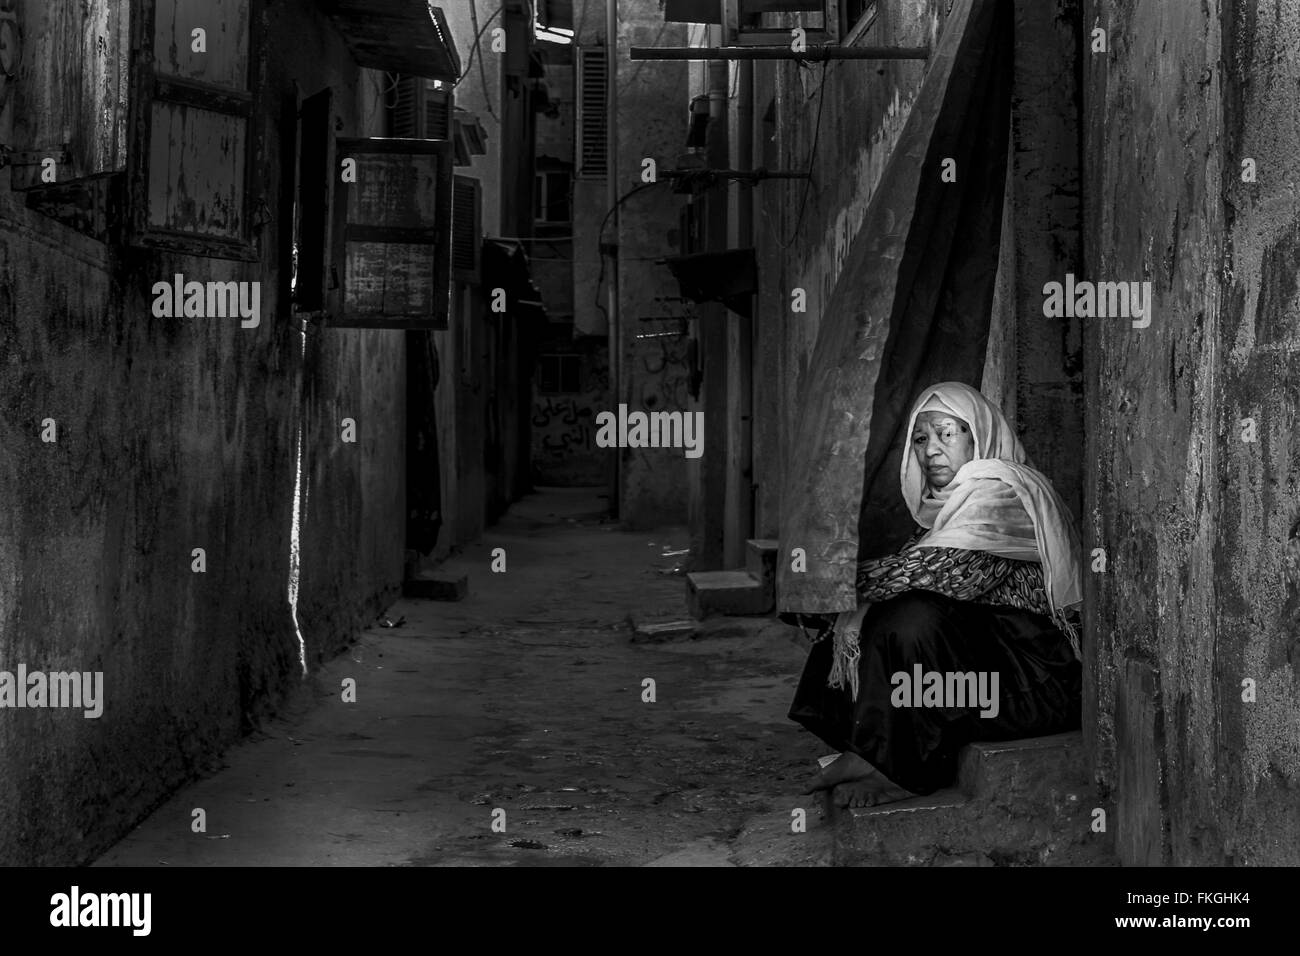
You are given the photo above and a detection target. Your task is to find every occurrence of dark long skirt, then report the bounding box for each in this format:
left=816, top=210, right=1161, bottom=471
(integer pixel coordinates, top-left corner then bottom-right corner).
left=788, top=591, right=1081, bottom=796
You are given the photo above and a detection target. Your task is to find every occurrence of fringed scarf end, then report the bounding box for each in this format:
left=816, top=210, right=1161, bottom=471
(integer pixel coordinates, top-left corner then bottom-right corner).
left=826, top=607, right=867, bottom=701
left=1054, top=607, right=1082, bottom=661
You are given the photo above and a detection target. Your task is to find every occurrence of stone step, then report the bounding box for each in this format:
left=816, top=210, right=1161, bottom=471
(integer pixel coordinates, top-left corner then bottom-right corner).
left=685, top=569, right=772, bottom=619
left=957, top=731, right=1087, bottom=810
left=830, top=731, right=1113, bottom=866
left=744, top=538, right=779, bottom=590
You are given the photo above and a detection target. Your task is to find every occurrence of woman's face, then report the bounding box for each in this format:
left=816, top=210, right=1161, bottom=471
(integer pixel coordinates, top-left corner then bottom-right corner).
left=912, top=410, right=975, bottom=490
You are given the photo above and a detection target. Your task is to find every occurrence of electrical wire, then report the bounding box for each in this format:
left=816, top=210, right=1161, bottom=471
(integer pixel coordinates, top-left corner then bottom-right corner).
left=457, top=1, right=502, bottom=90
left=616, top=21, right=670, bottom=97
left=458, top=1, right=503, bottom=125
left=763, top=57, right=834, bottom=250
left=593, top=180, right=672, bottom=329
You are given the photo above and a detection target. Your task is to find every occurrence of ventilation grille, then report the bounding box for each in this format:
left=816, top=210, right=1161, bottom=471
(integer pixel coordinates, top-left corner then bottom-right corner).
left=576, top=46, right=607, bottom=179
left=452, top=176, right=481, bottom=281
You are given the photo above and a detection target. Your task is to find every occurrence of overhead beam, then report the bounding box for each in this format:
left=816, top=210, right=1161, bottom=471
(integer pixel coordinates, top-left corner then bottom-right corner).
left=629, top=45, right=929, bottom=60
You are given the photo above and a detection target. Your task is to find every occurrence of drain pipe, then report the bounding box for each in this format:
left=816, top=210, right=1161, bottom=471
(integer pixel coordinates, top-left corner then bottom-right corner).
left=605, top=0, right=621, bottom=520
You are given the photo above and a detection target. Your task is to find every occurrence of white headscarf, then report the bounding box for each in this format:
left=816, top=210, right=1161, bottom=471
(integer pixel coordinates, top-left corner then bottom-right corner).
left=900, top=382, right=1083, bottom=656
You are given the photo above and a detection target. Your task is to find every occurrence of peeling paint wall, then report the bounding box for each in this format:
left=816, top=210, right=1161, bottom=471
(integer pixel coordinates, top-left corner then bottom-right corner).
left=0, top=0, right=405, bottom=864
left=1083, top=0, right=1300, bottom=865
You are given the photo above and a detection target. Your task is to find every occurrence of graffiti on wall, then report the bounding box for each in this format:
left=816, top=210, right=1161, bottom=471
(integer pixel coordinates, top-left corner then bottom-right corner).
left=531, top=343, right=608, bottom=486
left=637, top=335, right=692, bottom=411
left=532, top=395, right=595, bottom=455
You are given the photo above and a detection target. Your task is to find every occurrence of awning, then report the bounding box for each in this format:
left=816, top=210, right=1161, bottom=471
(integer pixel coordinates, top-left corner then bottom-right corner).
left=664, top=248, right=757, bottom=318
left=482, top=239, right=549, bottom=323
left=318, top=1, right=461, bottom=82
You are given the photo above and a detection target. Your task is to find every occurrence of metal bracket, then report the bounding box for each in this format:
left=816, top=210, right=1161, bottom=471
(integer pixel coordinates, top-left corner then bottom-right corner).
left=0, top=144, right=73, bottom=169
left=662, top=165, right=811, bottom=194
left=630, top=45, right=929, bottom=61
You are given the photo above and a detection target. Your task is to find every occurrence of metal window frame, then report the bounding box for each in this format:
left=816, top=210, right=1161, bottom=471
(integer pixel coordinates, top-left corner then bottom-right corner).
left=326, top=136, right=453, bottom=330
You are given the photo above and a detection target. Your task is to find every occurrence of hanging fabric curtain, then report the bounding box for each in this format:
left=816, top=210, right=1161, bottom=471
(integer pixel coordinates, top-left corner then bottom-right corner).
left=777, top=0, right=1014, bottom=613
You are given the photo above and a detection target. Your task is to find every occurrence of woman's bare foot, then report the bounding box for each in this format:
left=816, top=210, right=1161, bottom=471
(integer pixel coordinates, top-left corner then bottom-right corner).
left=803, top=751, right=875, bottom=794
left=831, top=774, right=916, bottom=809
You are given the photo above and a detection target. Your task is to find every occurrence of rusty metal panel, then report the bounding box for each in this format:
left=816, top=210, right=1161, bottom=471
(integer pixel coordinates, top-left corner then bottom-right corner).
left=146, top=101, right=246, bottom=240
left=153, top=0, right=250, bottom=90
left=346, top=151, right=443, bottom=229
left=317, top=0, right=461, bottom=82
left=344, top=241, right=437, bottom=316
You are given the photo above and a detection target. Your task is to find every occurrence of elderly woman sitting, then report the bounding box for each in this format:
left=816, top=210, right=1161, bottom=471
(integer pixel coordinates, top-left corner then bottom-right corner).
left=790, top=382, right=1083, bottom=808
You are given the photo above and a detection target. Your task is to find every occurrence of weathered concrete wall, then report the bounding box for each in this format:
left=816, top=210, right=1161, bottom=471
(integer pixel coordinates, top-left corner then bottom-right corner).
left=431, top=2, right=518, bottom=559
left=0, top=0, right=405, bottom=864
left=1083, top=0, right=1300, bottom=865
left=614, top=0, right=694, bottom=529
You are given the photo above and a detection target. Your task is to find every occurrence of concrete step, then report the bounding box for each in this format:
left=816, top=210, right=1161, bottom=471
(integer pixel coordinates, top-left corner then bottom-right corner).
left=830, top=731, right=1114, bottom=866
left=685, top=570, right=772, bottom=619
left=744, top=538, right=779, bottom=590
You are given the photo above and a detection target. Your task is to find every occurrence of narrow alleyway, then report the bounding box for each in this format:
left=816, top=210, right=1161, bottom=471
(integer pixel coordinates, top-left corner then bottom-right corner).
left=93, top=489, right=830, bottom=867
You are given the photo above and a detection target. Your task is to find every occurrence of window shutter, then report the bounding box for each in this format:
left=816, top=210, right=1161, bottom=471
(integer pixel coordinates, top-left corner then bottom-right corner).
left=327, top=138, right=453, bottom=330
left=575, top=46, right=607, bottom=180
left=294, top=87, right=333, bottom=311
left=426, top=85, right=452, bottom=140
left=127, top=0, right=256, bottom=260
left=390, top=77, right=421, bottom=138
left=388, top=76, right=452, bottom=140
left=452, top=175, right=482, bottom=284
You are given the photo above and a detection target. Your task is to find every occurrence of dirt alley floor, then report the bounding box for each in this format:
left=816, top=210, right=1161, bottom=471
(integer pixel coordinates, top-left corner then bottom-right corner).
left=94, top=488, right=834, bottom=867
